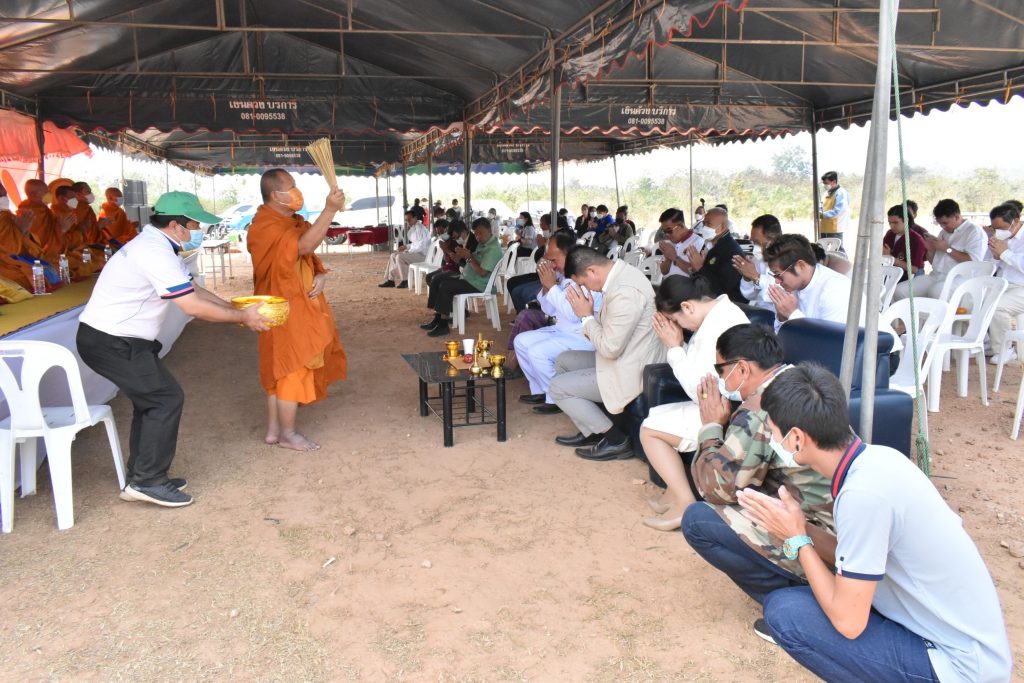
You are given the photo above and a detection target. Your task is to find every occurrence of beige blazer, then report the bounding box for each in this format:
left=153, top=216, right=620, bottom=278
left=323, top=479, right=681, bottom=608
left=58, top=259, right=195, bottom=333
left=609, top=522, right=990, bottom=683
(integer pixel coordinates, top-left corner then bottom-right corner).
left=581, top=260, right=667, bottom=413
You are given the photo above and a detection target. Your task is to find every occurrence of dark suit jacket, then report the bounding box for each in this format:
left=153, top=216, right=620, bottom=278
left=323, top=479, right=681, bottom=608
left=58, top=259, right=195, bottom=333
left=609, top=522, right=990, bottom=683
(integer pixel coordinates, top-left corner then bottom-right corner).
left=697, top=232, right=744, bottom=303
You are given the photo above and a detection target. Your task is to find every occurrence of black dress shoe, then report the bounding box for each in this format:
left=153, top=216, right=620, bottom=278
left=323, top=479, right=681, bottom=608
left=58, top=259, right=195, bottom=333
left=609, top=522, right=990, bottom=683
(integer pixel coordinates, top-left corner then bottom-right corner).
left=427, top=324, right=451, bottom=337
left=396, top=280, right=409, bottom=289
left=378, top=280, right=396, bottom=288
left=555, top=431, right=600, bottom=447
left=420, top=316, right=441, bottom=330
left=519, top=393, right=546, bottom=404
left=533, top=403, right=562, bottom=415
left=575, top=436, right=635, bottom=461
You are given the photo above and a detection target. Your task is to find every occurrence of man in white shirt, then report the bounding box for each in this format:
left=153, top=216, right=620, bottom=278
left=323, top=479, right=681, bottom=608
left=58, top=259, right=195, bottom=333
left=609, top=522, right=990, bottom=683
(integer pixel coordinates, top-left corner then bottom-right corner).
left=762, top=234, right=851, bottom=332
left=894, top=198, right=987, bottom=301
left=380, top=209, right=431, bottom=289
left=736, top=364, right=1012, bottom=683
left=657, top=209, right=704, bottom=278
left=733, top=214, right=783, bottom=314
left=77, top=192, right=271, bottom=508
left=987, top=202, right=1024, bottom=365
left=514, top=233, right=602, bottom=413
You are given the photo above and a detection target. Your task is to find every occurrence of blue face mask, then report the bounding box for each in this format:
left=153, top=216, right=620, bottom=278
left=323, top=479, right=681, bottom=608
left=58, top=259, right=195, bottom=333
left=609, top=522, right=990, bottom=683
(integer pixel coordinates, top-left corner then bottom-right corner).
left=769, top=428, right=799, bottom=467
left=717, top=362, right=744, bottom=402
left=181, top=228, right=204, bottom=251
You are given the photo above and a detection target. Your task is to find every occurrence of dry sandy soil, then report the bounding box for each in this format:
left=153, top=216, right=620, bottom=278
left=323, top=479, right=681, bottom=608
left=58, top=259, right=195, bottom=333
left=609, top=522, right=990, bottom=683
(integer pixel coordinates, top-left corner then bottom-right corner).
left=0, top=247, right=1021, bottom=682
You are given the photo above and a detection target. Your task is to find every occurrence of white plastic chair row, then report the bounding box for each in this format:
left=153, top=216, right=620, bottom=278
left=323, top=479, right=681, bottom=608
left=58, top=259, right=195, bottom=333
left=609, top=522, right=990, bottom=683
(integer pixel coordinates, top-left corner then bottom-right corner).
left=409, top=238, right=443, bottom=295
left=453, top=256, right=505, bottom=335
left=935, top=261, right=997, bottom=372
left=0, top=341, right=125, bottom=532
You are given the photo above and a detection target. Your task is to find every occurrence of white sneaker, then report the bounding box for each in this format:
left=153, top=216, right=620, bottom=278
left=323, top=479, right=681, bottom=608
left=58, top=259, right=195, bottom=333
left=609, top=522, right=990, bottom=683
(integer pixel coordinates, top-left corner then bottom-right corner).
left=989, top=348, right=1017, bottom=365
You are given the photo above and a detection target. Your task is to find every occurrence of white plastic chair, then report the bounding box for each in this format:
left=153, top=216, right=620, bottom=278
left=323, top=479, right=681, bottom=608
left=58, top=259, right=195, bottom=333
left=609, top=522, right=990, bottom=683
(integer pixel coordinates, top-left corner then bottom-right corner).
left=880, top=298, right=951, bottom=420
left=577, top=231, right=595, bottom=247
left=606, top=246, right=619, bottom=262
left=935, top=261, right=998, bottom=370
left=880, top=254, right=895, bottom=267
left=0, top=341, right=126, bottom=532
left=992, top=313, right=1024, bottom=392
left=879, top=265, right=903, bottom=312
left=817, top=237, right=842, bottom=253
left=626, top=249, right=646, bottom=269
left=409, top=238, right=443, bottom=295
left=494, top=243, right=520, bottom=311
left=515, top=247, right=539, bottom=277
left=927, top=276, right=1008, bottom=413
left=638, top=255, right=664, bottom=286
left=453, top=259, right=503, bottom=335
left=620, top=235, right=637, bottom=259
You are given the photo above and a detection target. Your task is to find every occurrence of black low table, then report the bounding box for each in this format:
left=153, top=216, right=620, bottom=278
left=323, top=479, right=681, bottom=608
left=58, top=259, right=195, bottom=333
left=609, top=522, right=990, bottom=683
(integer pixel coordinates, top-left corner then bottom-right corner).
left=402, top=352, right=507, bottom=447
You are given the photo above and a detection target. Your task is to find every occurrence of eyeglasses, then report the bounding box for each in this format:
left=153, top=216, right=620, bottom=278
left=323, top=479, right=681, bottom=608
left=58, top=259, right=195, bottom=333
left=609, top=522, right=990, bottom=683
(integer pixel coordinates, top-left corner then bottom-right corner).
left=768, top=263, right=797, bottom=281
left=713, top=358, right=750, bottom=376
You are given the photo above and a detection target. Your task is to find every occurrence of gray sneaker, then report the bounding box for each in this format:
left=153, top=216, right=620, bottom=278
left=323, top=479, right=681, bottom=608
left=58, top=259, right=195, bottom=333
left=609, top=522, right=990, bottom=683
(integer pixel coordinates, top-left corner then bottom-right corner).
left=120, top=478, right=186, bottom=501
left=121, top=481, right=194, bottom=507
left=753, top=618, right=777, bottom=646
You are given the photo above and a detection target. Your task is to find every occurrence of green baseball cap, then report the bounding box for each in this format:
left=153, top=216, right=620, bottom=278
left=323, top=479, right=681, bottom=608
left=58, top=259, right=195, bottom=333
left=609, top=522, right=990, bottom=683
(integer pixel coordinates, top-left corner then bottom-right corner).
left=153, top=191, right=221, bottom=224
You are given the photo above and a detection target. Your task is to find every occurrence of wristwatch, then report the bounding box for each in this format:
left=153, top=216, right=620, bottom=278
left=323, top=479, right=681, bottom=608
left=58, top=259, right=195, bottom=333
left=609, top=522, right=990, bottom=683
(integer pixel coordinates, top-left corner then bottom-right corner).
left=945, top=247, right=953, bottom=254
left=782, top=534, right=813, bottom=560
left=580, top=315, right=594, bottom=326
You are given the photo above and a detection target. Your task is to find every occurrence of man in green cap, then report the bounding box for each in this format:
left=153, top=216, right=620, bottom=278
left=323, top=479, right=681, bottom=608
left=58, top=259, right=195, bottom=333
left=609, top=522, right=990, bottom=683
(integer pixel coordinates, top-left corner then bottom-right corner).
left=77, top=191, right=272, bottom=508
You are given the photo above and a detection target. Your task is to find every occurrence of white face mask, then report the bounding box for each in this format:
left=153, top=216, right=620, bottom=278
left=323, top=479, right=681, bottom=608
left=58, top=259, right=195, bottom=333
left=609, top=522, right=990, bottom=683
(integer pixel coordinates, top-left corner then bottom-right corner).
left=516, top=218, right=525, bottom=227
left=66, top=197, right=79, bottom=210
left=0, top=196, right=9, bottom=212
left=717, top=363, right=744, bottom=402
left=597, top=212, right=607, bottom=220
left=115, top=197, right=124, bottom=207
left=994, top=229, right=1012, bottom=241
left=769, top=428, right=799, bottom=468
left=84, top=193, right=95, bottom=204
left=751, top=244, right=763, bottom=260
left=700, top=226, right=717, bottom=240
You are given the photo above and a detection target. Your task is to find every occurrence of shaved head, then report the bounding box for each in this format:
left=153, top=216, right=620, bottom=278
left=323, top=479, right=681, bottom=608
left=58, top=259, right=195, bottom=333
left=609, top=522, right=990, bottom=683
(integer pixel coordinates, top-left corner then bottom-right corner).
left=105, top=187, right=122, bottom=201
left=25, top=179, right=47, bottom=199
left=71, top=181, right=91, bottom=196
left=260, top=168, right=293, bottom=202
left=55, top=186, right=75, bottom=201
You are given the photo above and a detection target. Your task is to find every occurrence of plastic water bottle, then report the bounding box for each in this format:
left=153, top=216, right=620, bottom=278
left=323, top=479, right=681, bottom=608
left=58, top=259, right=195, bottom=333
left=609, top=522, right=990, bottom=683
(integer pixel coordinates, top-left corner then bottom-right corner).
left=58, top=253, right=71, bottom=284
left=31, top=260, right=46, bottom=295
left=103, top=245, right=113, bottom=262
left=82, top=247, right=92, bottom=264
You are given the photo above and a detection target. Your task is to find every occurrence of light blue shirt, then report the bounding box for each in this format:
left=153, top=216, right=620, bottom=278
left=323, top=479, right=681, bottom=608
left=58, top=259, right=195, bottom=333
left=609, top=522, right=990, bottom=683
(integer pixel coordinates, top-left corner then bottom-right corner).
left=536, top=276, right=602, bottom=334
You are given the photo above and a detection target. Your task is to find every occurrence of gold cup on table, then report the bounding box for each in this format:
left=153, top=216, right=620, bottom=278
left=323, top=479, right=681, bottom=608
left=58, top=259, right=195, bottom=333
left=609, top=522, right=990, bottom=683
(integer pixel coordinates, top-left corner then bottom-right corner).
left=445, top=340, right=460, bottom=360
left=489, top=354, right=506, bottom=378
left=230, top=295, right=290, bottom=327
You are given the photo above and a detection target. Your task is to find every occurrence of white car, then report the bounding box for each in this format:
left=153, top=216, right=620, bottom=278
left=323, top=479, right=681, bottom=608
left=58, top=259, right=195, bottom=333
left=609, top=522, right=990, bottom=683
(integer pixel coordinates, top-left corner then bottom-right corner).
left=333, top=195, right=402, bottom=228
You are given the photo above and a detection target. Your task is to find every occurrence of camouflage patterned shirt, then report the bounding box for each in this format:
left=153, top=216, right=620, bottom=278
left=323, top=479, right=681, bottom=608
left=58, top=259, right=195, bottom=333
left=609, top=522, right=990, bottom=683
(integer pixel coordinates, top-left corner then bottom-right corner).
left=691, top=365, right=835, bottom=576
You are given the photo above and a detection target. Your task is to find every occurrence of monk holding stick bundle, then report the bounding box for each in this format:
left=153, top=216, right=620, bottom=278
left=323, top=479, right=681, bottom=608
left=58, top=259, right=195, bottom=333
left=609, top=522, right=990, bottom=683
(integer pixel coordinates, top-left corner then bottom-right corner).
left=247, top=169, right=347, bottom=451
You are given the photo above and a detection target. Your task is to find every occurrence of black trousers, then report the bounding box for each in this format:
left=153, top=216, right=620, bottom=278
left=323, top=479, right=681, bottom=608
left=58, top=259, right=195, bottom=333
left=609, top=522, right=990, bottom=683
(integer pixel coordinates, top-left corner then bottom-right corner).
left=425, top=268, right=459, bottom=292
left=427, top=276, right=481, bottom=316
left=76, top=323, right=184, bottom=486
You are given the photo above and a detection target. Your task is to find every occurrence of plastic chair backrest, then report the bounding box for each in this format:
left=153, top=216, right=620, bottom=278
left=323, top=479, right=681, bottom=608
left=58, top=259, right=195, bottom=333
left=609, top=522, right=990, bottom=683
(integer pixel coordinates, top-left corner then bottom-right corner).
left=622, top=236, right=637, bottom=255
left=944, top=276, right=1009, bottom=343
left=0, top=341, right=90, bottom=431
left=880, top=255, right=895, bottom=267
left=936, top=260, right=997, bottom=303
left=427, top=238, right=443, bottom=266
left=879, top=265, right=903, bottom=311
left=578, top=231, right=595, bottom=246
left=607, top=247, right=619, bottom=261
left=499, top=243, right=519, bottom=277
left=818, top=237, right=842, bottom=253
left=481, top=252, right=507, bottom=294
left=880, top=297, right=950, bottom=388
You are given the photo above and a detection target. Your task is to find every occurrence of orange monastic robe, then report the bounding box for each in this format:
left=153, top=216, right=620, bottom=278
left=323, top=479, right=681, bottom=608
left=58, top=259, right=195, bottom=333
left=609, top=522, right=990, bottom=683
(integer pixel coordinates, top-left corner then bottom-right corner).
left=0, top=210, right=37, bottom=290
left=16, top=199, right=61, bottom=263
left=246, top=204, right=347, bottom=403
left=50, top=203, right=98, bottom=277
left=98, top=201, right=139, bottom=246
left=74, top=203, right=102, bottom=245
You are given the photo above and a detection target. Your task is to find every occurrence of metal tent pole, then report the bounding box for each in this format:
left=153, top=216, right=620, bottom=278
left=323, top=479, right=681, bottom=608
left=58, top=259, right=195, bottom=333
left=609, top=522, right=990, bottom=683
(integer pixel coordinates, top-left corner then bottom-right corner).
left=401, top=160, right=408, bottom=212
left=463, top=124, right=472, bottom=217
left=525, top=169, right=530, bottom=213
left=211, top=174, right=217, bottom=213
left=810, top=116, right=821, bottom=239
left=164, top=159, right=170, bottom=194
left=612, top=154, right=621, bottom=208
left=688, top=141, right=694, bottom=220
left=561, top=160, right=567, bottom=210
left=375, top=174, right=381, bottom=225
left=839, top=0, right=899, bottom=441
left=550, top=71, right=561, bottom=225
left=426, top=152, right=433, bottom=216
left=35, top=117, right=45, bottom=180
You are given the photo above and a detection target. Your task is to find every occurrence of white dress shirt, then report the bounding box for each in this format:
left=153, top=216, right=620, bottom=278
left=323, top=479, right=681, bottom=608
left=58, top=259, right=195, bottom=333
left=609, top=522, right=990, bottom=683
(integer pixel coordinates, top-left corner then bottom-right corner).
left=778, top=264, right=852, bottom=331
left=931, top=219, right=986, bottom=276
left=994, top=229, right=1024, bottom=285
left=536, top=276, right=603, bottom=334
left=667, top=232, right=705, bottom=277
left=739, top=256, right=776, bottom=313
left=407, top=222, right=430, bottom=255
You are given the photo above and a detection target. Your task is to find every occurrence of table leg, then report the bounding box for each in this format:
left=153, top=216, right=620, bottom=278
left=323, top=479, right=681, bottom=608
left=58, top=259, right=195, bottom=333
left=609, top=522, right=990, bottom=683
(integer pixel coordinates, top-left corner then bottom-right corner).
left=219, top=247, right=227, bottom=282
left=442, top=381, right=454, bottom=447
left=227, top=244, right=233, bottom=279
left=418, top=378, right=428, bottom=417
left=496, top=377, right=506, bottom=442
left=467, top=378, right=477, bottom=415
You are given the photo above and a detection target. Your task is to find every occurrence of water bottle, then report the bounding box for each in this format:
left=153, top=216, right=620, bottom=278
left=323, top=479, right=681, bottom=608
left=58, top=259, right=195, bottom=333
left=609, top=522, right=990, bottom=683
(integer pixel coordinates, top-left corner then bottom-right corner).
left=103, top=245, right=113, bottom=262
left=58, top=253, right=71, bottom=284
left=82, top=247, right=92, bottom=264
left=31, top=260, right=46, bottom=295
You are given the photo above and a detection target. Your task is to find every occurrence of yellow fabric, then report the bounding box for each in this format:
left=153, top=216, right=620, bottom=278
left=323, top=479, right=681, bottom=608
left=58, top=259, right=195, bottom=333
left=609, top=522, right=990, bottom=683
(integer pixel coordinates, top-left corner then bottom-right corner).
left=0, top=277, right=96, bottom=337
left=820, top=193, right=839, bottom=235
left=0, top=276, right=32, bottom=304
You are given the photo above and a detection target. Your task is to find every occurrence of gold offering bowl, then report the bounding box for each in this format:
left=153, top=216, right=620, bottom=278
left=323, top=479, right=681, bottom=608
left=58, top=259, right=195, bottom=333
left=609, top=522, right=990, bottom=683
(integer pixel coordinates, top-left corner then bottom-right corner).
left=445, top=340, right=460, bottom=359
left=231, top=295, right=290, bottom=327
left=489, top=354, right=506, bottom=378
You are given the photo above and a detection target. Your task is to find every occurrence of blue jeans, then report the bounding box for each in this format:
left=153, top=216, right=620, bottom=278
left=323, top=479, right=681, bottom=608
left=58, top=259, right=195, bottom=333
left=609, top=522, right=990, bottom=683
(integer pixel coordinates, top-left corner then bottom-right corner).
left=764, top=587, right=939, bottom=683
left=511, top=279, right=543, bottom=312
left=681, top=502, right=804, bottom=604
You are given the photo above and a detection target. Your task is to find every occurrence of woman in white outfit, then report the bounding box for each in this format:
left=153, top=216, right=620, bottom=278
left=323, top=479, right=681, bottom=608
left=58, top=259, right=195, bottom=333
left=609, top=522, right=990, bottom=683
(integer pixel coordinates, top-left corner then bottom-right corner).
left=640, top=274, right=749, bottom=530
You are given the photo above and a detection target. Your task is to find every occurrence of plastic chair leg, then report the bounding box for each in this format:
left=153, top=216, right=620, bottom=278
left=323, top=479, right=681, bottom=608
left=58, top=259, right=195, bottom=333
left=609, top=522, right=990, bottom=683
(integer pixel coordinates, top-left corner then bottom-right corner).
left=487, top=298, right=501, bottom=331
left=102, top=417, right=126, bottom=490
left=1012, top=380, right=1024, bottom=440
left=454, top=297, right=466, bottom=335
left=976, top=351, right=988, bottom=407
left=43, top=433, right=75, bottom=531
left=927, top=357, right=942, bottom=413
left=956, top=349, right=969, bottom=397
left=993, top=338, right=1012, bottom=392
left=18, top=437, right=38, bottom=497
left=1, top=433, right=15, bottom=533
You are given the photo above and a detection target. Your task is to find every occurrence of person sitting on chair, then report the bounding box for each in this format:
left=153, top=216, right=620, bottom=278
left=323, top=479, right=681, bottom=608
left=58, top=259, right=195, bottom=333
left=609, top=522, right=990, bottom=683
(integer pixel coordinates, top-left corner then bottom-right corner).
left=380, top=210, right=430, bottom=289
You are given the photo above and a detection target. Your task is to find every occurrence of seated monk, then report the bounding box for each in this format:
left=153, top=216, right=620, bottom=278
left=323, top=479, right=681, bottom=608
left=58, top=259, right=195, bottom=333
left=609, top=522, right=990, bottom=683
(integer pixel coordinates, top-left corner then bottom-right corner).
left=246, top=170, right=348, bottom=451
left=17, top=179, right=62, bottom=264
left=0, top=183, right=42, bottom=290
left=71, top=181, right=103, bottom=248
left=51, top=185, right=98, bottom=278
left=98, top=187, right=139, bottom=247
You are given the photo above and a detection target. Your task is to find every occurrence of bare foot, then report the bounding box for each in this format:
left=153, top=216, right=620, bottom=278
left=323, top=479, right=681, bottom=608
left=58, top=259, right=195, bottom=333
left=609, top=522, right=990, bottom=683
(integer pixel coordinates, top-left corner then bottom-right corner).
left=276, top=431, right=320, bottom=452
left=265, top=432, right=279, bottom=445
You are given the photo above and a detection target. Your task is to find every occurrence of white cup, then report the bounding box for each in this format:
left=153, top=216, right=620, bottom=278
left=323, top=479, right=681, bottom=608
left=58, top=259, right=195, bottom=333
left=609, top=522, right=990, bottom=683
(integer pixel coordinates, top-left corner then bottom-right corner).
left=462, top=338, right=475, bottom=355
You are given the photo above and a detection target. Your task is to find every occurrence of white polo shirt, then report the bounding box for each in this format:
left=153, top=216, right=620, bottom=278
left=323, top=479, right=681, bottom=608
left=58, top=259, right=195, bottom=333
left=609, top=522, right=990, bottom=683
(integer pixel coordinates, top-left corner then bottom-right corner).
left=667, top=231, right=705, bottom=277
left=80, top=225, right=194, bottom=341
left=931, top=219, right=987, bottom=276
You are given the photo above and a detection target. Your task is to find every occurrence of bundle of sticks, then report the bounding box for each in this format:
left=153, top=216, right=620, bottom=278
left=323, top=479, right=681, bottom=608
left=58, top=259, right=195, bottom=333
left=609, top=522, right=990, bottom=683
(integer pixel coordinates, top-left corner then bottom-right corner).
left=305, top=138, right=338, bottom=190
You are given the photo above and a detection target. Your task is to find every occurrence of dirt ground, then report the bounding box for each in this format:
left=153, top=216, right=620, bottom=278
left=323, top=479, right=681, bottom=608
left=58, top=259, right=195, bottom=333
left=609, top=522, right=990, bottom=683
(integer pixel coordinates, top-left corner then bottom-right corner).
left=0, top=247, right=1021, bottom=682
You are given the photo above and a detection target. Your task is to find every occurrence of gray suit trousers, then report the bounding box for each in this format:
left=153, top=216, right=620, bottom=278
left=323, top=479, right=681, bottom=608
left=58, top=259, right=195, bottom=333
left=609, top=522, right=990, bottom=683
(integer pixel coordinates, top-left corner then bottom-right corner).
left=547, top=350, right=613, bottom=436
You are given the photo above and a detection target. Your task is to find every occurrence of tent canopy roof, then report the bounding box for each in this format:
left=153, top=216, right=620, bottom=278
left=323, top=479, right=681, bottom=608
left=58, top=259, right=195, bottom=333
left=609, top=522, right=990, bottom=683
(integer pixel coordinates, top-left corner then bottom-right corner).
left=1, top=0, right=1020, bottom=173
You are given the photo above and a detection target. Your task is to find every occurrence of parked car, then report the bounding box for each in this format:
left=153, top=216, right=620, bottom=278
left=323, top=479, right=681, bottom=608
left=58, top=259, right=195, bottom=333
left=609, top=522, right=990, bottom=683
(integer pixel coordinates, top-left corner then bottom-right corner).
left=334, top=194, right=401, bottom=229
left=216, top=202, right=258, bottom=231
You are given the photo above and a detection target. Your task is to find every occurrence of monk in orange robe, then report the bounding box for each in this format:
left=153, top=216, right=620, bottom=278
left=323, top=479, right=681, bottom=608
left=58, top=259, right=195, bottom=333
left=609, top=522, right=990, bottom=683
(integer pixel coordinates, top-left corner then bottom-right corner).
left=71, top=181, right=103, bottom=245
left=51, top=185, right=98, bottom=278
left=246, top=169, right=347, bottom=451
left=17, top=179, right=63, bottom=263
left=0, top=183, right=40, bottom=290
left=98, top=187, right=139, bottom=246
